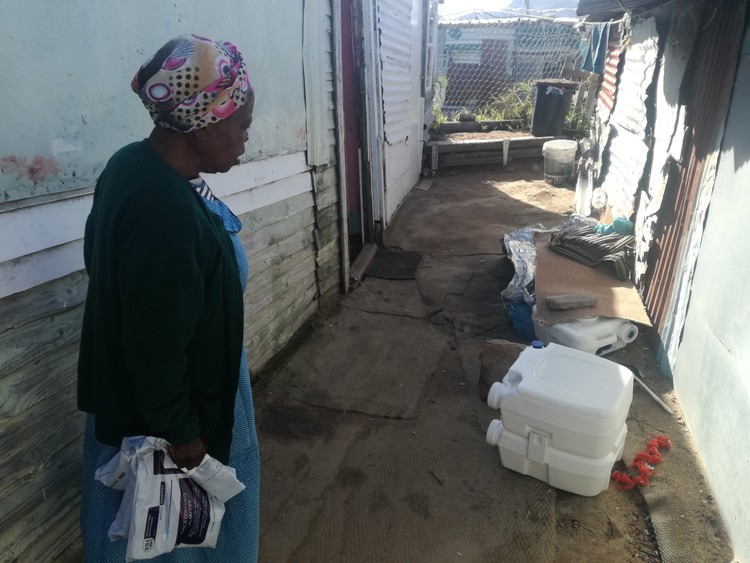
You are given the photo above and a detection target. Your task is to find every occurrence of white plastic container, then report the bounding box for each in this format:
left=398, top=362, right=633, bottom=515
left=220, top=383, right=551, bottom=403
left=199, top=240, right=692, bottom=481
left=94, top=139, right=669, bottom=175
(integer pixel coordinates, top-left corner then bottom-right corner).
left=533, top=315, right=639, bottom=356
left=486, top=419, right=627, bottom=497
left=485, top=343, right=633, bottom=496
left=542, top=140, right=577, bottom=185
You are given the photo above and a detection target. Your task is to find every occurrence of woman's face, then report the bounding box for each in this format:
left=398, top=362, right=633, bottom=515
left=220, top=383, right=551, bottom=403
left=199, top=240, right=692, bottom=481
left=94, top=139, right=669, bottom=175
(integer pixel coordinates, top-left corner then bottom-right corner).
left=199, top=96, right=254, bottom=174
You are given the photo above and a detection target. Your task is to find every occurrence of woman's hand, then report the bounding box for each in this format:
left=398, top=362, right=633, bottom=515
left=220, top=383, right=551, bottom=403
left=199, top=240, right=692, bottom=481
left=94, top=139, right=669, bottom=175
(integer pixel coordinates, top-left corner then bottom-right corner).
left=168, top=436, right=207, bottom=470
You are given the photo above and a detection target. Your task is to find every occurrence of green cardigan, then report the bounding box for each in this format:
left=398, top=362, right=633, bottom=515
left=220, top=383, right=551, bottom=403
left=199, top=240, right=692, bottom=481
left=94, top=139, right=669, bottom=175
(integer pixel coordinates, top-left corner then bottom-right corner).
left=78, top=141, right=243, bottom=463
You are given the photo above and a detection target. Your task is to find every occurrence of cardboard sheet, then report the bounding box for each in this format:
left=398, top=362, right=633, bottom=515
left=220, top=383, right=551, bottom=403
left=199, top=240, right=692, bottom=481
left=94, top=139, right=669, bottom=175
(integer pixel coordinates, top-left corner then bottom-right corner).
left=533, top=232, right=652, bottom=326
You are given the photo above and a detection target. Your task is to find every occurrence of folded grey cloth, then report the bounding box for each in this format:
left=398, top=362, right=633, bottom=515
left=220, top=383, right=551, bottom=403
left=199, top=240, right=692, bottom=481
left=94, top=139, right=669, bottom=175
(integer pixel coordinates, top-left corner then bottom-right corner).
left=547, top=225, right=634, bottom=281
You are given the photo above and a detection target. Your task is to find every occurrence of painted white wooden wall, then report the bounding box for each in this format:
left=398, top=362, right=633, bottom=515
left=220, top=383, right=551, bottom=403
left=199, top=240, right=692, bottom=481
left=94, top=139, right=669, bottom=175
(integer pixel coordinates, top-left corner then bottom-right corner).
left=0, top=0, right=314, bottom=298
left=0, top=1, right=342, bottom=558
left=0, top=0, right=308, bottom=203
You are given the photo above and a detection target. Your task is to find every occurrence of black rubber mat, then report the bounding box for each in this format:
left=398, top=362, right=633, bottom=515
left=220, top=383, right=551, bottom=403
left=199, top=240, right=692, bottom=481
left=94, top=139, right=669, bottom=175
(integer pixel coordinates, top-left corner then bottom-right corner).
left=365, top=247, right=424, bottom=280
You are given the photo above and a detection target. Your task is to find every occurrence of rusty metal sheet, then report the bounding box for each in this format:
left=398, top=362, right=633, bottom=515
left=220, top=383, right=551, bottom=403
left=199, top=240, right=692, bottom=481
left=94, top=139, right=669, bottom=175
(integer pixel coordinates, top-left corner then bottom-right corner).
left=597, top=25, right=621, bottom=115
left=633, top=7, right=702, bottom=288
left=644, top=0, right=747, bottom=342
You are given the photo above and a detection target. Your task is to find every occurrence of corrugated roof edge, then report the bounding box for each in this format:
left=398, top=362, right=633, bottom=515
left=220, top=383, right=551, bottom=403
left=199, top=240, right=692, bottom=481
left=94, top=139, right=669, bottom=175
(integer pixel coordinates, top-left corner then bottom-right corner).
left=577, top=0, right=669, bottom=17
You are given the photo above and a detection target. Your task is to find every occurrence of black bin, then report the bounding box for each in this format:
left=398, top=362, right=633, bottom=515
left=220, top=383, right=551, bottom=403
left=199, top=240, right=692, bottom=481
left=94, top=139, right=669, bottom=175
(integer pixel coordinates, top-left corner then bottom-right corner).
left=531, top=80, right=578, bottom=137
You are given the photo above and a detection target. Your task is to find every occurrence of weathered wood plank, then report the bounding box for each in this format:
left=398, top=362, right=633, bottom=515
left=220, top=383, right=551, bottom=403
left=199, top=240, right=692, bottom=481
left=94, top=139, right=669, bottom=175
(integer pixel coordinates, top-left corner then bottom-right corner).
left=250, top=304, right=316, bottom=370
left=0, top=450, right=82, bottom=552
left=245, top=228, right=315, bottom=275
left=246, top=270, right=317, bottom=341
left=245, top=253, right=316, bottom=320
left=316, top=203, right=339, bottom=231
left=316, top=241, right=341, bottom=283
left=242, top=207, right=315, bottom=252
left=251, top=315, right=316, bottom=371
left=441, top=147, right=543, bottom=160
left=0, top=439, right=82, bottom=551
left=0, top=342, right=78, bottom=421
left=440, top=148, right=544, bottom=167
left=315, top=238, right=338, bottom=261
left=243, top=194, right=313, bottom=230
left=248, top=285, right=318, bottom=371
left=1, top=472, right=82, bottom=562
left=317, top=255, right=341, bottom=284
left=0, top=191, right=90, bottom=265
left=52, top=532, right=84, bottom=563
left=312, top=165, right=337, bottom=193
left=435, top=142, right=545, bottom=156
left=0, top=239, right=85, bottom=301
left=325, top=143, right=338, bottom=167
left=349, top=242, right=378, bottom=285
left=248, top=245, right=315, bottom=295
left=318, top=269, right=341, bottom=297
left=0, top=386, right=81, bottom=502
left=314, top=181, right=338, bottom=210
left=0, top=303, right=84, bottom=377
left=317, top=275, right=341, bottom=300
left=0, top=270, right=87, bottom=335
left=238, top=191, right=314, bottom=234
left=246, top=278, right=316, bottom=340
left=433, top=120, right=525, bottom=134
left=318, top=283, right=342, bottom=313
left=20, top=501, right=81, bottom=563
left=200, top=152, right=310, bottom=200
left=248, top=286, right=318, bottom=372
left=314, top=220, right=339, bottom=251
left=428, top=135, right=556, bottom=151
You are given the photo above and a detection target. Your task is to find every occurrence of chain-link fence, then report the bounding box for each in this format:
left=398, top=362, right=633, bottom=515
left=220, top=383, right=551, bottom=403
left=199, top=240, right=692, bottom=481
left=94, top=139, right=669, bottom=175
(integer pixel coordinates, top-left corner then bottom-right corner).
left=433, top=18, right=595, bottom=131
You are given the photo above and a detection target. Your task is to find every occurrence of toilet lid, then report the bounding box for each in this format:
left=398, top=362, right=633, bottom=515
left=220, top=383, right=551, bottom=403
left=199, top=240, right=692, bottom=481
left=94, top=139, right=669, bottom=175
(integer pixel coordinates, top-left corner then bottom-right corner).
left=517, top=343, right=633, bottom=418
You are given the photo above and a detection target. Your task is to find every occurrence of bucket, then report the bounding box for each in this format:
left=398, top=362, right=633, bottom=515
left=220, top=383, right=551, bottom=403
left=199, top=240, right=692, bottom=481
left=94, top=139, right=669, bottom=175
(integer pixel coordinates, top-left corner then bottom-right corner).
left=542, top=139, right=577, bottom=185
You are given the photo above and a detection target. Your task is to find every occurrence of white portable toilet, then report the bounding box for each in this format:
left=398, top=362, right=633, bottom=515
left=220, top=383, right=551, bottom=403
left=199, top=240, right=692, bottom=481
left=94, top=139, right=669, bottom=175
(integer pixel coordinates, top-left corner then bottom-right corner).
left=533, top=314, right=639, bottom=356
left=485, top=343, right=633, bottom=496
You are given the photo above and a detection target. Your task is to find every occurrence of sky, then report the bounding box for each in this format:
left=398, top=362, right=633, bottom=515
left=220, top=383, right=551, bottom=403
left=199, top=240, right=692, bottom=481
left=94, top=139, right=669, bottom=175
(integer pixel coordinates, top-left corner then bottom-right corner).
left=438, top=0, right=579, bottom=20
left=438, top=0, right=513, bottom=20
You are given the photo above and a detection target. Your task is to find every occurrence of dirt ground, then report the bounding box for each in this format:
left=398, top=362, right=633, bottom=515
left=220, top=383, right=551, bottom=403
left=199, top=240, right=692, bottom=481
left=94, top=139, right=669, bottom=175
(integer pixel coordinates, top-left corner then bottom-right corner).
left=254, top=160, right=734, bottom=562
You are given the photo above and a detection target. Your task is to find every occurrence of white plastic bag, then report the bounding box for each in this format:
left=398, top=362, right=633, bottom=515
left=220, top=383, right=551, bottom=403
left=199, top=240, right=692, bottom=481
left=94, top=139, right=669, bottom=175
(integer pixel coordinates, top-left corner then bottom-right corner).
left=95, top=436, right=245, bottom=561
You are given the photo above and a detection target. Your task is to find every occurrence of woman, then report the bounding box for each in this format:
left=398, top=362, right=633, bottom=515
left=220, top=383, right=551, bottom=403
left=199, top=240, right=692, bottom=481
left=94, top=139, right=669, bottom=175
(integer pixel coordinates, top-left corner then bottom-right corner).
left=77, top=34, right=259, bottom=561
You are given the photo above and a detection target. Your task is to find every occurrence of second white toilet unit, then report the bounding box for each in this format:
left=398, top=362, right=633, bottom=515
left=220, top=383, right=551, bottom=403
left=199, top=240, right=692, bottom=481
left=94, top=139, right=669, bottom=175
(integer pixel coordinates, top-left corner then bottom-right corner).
left=485, top=343, right=633, bottom=496
left=532, top=314, right=639, bottom=356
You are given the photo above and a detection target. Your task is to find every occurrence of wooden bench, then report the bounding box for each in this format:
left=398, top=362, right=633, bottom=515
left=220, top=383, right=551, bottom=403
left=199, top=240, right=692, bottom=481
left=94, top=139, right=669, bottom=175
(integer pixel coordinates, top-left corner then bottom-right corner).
left=425, top=135, right=557, bottom=173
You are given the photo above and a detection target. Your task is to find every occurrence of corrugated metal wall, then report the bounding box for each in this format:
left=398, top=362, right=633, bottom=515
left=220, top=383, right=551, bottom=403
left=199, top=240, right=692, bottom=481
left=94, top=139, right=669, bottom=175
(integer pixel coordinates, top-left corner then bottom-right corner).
left=599, top=17, right=659, bottom=220
left=643, top=0, right=746, bottom=335
left=597, top=24, right=621, bottom=115
left=376, top=0, right=426, bottom=224
left=378, top=0, right=414, bottom=144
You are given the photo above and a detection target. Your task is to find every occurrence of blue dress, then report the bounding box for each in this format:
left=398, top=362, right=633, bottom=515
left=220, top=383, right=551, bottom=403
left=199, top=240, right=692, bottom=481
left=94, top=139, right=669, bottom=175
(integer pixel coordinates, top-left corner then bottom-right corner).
left=80, top=185, right=260, bottom=562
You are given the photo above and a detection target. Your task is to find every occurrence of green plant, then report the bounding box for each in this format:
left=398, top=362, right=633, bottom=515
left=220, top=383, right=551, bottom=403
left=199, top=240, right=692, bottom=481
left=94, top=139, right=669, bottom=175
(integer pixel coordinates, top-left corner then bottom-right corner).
left=430, top=75, right=450, bottom=129
left=475, top=81, right=535, bottom=129
left=564, top=104, right=592, bottom=138
left=432, top=104, right=448, bottom=126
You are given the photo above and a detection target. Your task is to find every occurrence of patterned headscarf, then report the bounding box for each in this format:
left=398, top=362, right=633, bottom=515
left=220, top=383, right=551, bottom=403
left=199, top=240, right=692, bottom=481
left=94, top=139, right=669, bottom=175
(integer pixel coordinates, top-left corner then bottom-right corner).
left=131, top=34, right=253, bottom=132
